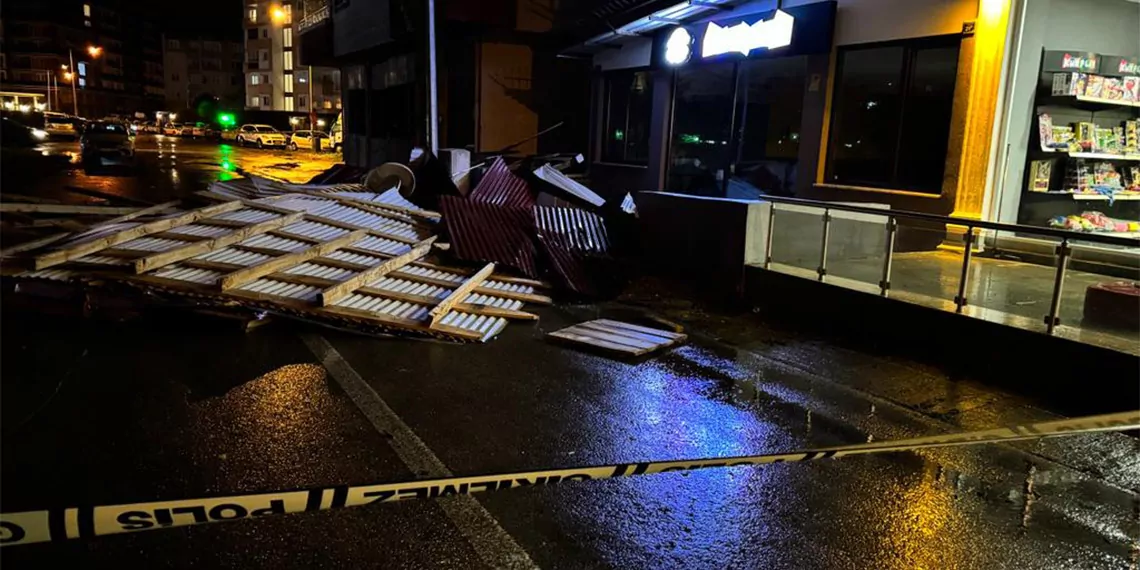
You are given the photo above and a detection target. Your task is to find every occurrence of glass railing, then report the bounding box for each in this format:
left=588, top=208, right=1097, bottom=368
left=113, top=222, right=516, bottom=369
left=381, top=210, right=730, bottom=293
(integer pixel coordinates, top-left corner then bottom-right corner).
left=757, top=195, right=1140, bottom=355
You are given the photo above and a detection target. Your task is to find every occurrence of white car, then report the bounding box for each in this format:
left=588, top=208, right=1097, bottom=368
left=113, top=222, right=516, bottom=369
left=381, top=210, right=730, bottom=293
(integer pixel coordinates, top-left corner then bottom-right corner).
left=163, top=123, right=183, bottom=136
left=236, top=124, right=287, bottom=148
left=288, top=130, right=332, bottom=151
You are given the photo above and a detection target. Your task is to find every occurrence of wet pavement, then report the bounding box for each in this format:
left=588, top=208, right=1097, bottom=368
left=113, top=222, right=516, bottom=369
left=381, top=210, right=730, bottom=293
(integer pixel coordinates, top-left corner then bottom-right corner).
left=1, top=140, right=1139, bottom=568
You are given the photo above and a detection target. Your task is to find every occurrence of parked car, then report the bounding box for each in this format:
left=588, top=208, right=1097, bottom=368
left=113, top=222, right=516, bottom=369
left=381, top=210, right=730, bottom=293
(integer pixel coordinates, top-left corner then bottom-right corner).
left=162, top=123, right=183, bottom=136
left=80, top=120, right=135, bottom=167
left=235, top=124, right=287, bottom=148
left=219, top=127, right=239, bottom=142
left=43, top=111, right=78, bottom=139
left=179, top=124, right=194, bottom=137
left=191, top=124, right=208, bottom=137
left=288, top=130, right=332, bottom=151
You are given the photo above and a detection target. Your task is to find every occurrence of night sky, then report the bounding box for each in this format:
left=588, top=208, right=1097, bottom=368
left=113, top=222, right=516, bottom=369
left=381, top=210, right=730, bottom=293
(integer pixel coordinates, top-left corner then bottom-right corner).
left=158, top=0, right=243, bottom=40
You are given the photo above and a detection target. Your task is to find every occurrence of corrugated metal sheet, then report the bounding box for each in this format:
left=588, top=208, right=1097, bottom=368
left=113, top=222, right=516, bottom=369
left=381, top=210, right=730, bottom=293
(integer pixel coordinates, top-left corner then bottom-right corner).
left=439, top=196, right=541, bottom=278
left=468, top=157, right=535, bottom=208
left=533, top=164, right=605, bottom=208
left=8, top=192, right=542, bottom=342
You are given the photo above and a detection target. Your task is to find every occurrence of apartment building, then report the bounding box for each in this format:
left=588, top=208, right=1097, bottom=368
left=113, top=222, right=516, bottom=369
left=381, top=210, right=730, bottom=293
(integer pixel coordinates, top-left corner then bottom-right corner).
left=243, top=0, right=339, bottom=113
left=163, top=36, right=245, bottom=111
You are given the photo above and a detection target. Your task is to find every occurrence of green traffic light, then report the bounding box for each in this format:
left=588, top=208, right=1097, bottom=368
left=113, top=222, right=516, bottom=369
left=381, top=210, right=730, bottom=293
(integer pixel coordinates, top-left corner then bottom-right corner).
left=218, top=113, right=235, bottom=126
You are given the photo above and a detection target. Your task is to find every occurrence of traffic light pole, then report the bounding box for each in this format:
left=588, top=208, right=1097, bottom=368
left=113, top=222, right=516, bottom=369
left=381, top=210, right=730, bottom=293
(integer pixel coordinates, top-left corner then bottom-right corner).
left=309, top=65, right=317, bottom=151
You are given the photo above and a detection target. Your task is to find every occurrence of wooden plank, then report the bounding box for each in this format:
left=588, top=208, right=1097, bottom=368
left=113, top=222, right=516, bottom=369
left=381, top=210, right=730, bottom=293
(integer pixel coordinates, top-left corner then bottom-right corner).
left=576, top=320, right=683, bottom=344
left=87, top=200, right=182, bottom=230
left=133, top=211, right=305, bottom=273
left=219, top=229, right=368, bottom=290
left=572, top=322, right=678, bottom=349
left=429, top=263, right=494, bottom=327
left=593, top=318, right=686, bottom=339
left=0, top=232, right=71, bottom=257
left=0, top=203, right=141, bottom=215
left=319, top=237, right=436, bottom=306
left=548, top=329, right=648, bottom=355
left=1, top=194, right=61, bottom=204
left=33, top=201, right=242, bottom=270
left=65, top=185, right=155, bottom=206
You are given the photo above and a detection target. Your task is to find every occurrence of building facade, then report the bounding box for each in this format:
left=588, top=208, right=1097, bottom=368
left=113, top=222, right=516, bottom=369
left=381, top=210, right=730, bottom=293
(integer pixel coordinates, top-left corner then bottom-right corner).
left=243, top=0, right=340, bottom=113
left=0, top=0, right=163, bottom=117
left=163, top=36, right=245, bottom=112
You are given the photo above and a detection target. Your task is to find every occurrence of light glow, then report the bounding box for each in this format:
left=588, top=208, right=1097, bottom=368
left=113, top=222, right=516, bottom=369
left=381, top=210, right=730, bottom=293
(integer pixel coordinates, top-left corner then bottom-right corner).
left=702, top=10, right=794, bottom=58
left=32, top=129, right=47, bottom=140
left=664, top=27, right=693, bottom=65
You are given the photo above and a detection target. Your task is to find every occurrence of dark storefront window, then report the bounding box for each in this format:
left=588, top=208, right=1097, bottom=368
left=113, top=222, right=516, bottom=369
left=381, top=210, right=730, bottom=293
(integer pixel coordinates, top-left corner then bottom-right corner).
left=667, top=61, right=735, bottom=196
left=601, top=70, right=653, bottom=164
left=825, top=36, right=961, bottom=193
left=730, top=56, right=806, bottom=198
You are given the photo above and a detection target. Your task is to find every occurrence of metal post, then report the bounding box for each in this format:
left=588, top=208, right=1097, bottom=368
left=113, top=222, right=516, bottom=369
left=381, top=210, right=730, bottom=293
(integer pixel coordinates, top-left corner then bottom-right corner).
left=426, top=0, right=439, bottom=155
left=879, top=217, right=897, bottom=296
left=763, top=203, right=776, bottom=270
left=45, top=71, right=51, bottom=111
left=817, top=210, right=831, bottom=282
left=954, top=227, right=974, bottom=313
left=309, top=65, right=318, bottom=151
left=69, top=49, right=79, bottom=117
left=1044, top=240, right=1071, bottom=335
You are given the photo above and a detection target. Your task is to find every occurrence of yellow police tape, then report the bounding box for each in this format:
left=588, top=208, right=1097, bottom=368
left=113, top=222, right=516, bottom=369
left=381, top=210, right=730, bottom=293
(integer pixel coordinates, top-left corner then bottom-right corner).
left=2, top=410, right=1136, bottom=547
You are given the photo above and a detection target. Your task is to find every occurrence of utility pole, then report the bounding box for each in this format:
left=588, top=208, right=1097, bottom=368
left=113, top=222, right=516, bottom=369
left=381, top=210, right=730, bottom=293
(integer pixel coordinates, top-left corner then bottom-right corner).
left=426, top=0, right=439, bottom=155
left=69, top=49, right=79, bottom=116
left=45, top=72, right=51, bottom=111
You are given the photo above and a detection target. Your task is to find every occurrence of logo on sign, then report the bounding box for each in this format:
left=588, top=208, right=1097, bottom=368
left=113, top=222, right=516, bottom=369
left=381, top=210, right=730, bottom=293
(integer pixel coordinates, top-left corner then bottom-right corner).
left=702, top=10, right=794, bottom=58
left=1119, top=59, right=1140, bottom=74
left=1061, top=52, right=1097, bottom=72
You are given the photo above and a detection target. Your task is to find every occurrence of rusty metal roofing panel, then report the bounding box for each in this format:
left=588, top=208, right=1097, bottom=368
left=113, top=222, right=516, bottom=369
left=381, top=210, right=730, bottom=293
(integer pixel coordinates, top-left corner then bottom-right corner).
left=468, top=157, right=535, bottom=208
left=439, top=196, right=540, bottom=278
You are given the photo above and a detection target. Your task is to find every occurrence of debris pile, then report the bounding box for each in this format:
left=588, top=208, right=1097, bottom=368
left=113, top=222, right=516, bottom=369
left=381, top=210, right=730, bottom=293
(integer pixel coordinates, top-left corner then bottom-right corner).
left=1, top=174, right=551, bottom=342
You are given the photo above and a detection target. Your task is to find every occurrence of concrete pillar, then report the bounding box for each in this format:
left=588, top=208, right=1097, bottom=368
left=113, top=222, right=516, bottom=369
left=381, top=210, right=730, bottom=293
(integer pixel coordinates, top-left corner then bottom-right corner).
left=945, top=0, right=1013, bottom=245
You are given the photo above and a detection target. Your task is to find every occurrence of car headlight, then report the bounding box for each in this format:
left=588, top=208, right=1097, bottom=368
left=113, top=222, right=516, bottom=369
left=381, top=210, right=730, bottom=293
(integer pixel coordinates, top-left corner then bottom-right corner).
left=31, top=129, right=47, bottom=140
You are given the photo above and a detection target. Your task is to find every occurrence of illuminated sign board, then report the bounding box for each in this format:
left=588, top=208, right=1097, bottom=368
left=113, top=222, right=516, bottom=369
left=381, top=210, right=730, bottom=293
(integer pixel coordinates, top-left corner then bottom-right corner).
left=654, top=2, right=835, bottom=68
left=702, top=10, right=794, bottom=58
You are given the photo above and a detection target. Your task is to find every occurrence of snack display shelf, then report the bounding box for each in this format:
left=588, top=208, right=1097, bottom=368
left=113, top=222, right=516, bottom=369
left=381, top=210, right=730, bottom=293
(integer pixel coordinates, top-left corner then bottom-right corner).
left=1031, top=191, right=1140, bottom=200
left=1041, top=94, right=1140, bottom=110
left=1040, top=149, right=1140, bottom=161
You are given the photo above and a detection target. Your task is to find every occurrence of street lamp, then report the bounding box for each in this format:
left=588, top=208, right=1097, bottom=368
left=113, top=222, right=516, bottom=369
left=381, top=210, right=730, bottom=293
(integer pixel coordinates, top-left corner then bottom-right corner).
left=67, top=44, right=102, bottom=117
left=271, top=6, right=286, bottom=23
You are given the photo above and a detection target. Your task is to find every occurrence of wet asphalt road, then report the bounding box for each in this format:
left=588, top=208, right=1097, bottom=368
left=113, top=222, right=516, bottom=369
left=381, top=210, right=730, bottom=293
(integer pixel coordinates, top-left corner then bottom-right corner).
left=1, top=139, right=1139, bottom=568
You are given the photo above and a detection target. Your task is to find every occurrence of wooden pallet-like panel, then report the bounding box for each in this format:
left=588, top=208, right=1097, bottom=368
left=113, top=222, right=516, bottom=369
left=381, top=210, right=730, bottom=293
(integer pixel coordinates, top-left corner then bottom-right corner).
left=547, top=319, right=686, bottom=356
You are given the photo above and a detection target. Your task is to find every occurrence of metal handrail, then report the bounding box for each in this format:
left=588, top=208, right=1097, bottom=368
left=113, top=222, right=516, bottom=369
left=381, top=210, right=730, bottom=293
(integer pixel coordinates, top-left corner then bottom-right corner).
left=759, top=192, right=1137, bottom=340
left=758, top=194, right=1140, bottom=248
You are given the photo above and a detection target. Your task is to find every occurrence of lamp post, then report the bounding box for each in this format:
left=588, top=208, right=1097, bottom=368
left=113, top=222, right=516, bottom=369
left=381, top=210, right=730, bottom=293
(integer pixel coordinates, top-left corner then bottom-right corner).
left=66, top=45, right=102, bottom=117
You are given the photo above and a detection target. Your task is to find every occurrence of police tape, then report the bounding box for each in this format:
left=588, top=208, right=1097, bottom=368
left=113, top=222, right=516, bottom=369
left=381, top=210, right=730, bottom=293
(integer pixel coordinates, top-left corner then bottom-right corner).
left=2, top=410, right=1136, bottom=547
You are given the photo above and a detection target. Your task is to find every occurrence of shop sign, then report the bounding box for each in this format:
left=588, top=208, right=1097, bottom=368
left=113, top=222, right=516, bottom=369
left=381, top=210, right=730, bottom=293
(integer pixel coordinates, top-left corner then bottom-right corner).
left=1042, top=50, right=1099, bottom=74
left=1100, top=55, right=1140, bottom=77
left=701, top=10, right=794, bottom=59
left=654, top=1, right=835, bottom=68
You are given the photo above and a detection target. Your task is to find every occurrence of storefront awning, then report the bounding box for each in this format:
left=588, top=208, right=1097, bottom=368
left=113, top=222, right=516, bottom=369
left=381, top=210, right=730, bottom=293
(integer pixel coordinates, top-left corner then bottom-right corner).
left=562, top=0, right=738, bottom=56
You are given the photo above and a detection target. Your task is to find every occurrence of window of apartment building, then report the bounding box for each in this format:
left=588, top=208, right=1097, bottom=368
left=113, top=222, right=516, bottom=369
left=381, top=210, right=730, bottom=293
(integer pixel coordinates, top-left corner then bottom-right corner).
left=298, top=95, right=307, bottom=109
left=261, top=95, right=270, bottom=107
left=85, top=20, right=91, bottom=27
left=205, top=41, right=221, bottom=52
left=247, top=29, right=258, bottom=40
left=248, top=8, right=257, bottom=22
left=83, top=4, right=91, bottom=17
left=168, top=39, right=181, bottom=51
left=284, top=73, right=294, bottom=94
left=600, top=70, right=652, bottom=164
left=259, top=49, right=269, bottom=62
left=325, top=99, right=334, bottom=109
left=297, top=70, right=308, bottom=83
left=261, top=73, right=270, bottom=84
left=284, top=28, right=293, bottom=48
left=171, top=73, right=179, bottom=82
left=261, top=27, right=269, bottom=39
left=284, top=4, right=292, bottom=23
left=250, top=95, right=260, bottom=107
left=251, top=74, right=261, bottom=85
left=284, top=51, right=293, bottom=71
left=825, top=35, right=961, bottom=194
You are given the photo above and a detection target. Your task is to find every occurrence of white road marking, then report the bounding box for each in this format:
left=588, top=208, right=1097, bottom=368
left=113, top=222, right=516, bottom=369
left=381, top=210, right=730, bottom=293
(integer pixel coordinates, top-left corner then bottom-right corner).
left=300, top=332, right=538, bottom=570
